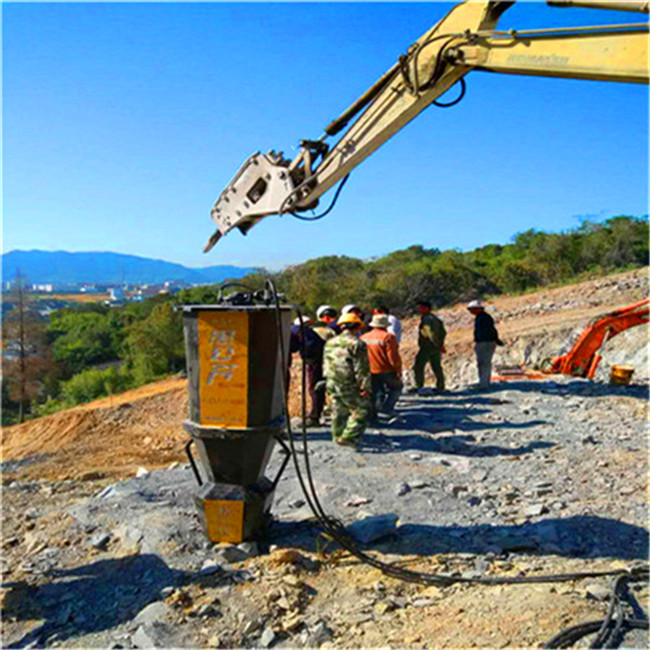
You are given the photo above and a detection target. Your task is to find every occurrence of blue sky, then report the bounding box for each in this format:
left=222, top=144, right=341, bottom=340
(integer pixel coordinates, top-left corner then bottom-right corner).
left=3, top=1, right=648, bottom=270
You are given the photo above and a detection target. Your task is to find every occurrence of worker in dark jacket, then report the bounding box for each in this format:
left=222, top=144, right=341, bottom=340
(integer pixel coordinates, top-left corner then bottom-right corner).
left=413, top=300, right=446, bottom=392
left=467, top=299, right=502, bottom=389
left=290, top=316, right=326, bottom=426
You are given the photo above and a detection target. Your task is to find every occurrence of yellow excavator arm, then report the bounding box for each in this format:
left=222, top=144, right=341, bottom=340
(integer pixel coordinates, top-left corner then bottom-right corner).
left=205, top=0, right=649, bottom=251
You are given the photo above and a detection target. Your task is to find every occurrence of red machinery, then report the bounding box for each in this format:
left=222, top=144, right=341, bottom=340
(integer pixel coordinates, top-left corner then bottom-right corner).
left=549, top=298, right=649, bottom=378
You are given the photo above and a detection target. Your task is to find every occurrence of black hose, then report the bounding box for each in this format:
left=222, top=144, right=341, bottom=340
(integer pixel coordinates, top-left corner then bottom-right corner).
left=266, top=279, right=320, bottom=521
left=265, top=279, right=647, bottom=586
left=545, top=619, right=648, bottom=649
left=216, top=282, right=257, bottom=302
left=432, top=77, right=466, bottom=107
left=289, top=175, right=350, bottom=221
left=592, top=575, right=626, bottom=648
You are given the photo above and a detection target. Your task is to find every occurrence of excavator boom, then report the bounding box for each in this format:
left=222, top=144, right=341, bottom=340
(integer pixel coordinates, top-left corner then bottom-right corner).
left=205, top=0, right=649, bottom=250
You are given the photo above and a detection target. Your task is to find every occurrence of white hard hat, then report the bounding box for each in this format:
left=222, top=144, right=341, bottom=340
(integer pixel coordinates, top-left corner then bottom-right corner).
left=467, top=299, right=484, bottom=310
left=341, top=304, right=360, bottom=315
left=293, top=315, right=313, bottom=326
left=316, top=304, right=336, bottom=319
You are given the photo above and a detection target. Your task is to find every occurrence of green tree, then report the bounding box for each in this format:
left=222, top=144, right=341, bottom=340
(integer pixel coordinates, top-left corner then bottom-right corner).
left=125, top=302, right=185, bottom=383
left=59, top=366, right=133, bottom=405
left=497, top=260, right=542, bottom=293
left=49, top=310, right=124, bottom=375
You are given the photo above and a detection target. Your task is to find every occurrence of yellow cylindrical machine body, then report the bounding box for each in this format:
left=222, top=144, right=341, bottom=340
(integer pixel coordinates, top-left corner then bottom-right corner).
left=180, top=304, right=293, bottom=544
left=182, top=306, right=291, bottom=429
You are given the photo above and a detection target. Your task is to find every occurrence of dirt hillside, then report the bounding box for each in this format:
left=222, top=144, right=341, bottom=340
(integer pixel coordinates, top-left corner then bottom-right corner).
left=1, top=378, right=188, bottom=481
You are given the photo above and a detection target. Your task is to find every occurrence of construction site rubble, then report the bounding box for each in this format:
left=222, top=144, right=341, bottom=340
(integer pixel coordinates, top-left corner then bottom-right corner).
left=1, top=269, right=648, bottom=648
left=2, top=372, right=648, bottom=647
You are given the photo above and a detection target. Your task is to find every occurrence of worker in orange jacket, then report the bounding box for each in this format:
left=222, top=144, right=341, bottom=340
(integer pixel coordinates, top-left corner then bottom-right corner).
left=360, top=314, right=403, bottom=420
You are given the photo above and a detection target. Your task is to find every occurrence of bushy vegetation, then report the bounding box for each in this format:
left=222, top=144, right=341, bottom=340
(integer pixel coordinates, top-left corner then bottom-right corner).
left=49, top=305, right=124, bottom=374
left=258, top=216, right=649, bottom=313
left=124, top=302, right=185, bottom=384
left=3, top=215, right=647, bottom=423
left=32, top=365, right=135, bottom=415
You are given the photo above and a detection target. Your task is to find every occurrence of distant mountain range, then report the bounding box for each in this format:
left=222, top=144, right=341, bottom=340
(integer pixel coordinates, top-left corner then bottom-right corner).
left=1, top=250, right=257, bottom=285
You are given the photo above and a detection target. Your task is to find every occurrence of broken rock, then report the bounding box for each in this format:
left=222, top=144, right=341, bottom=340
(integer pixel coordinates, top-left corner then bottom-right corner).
left=200, top=560, right=222, bottom=576
left=526, top=503, right=548, bottom=517
left=132, top=622, right=169, bottom=648
left=396, top=483, right=411, bottom=496
left=345, top=495, right=372, bottom=507
left=88, top=532, right=111, bottom=550
left=134, top=602, right=170, bottom=627
left=308, top=621, right=333, bottom=646
left=236, top=541, right=259, bottom=558
left=447, top=485, right=469, bottom=497
left=259, top=627, right=276, bottom=648
left=214, top=545, right=249, bottom=564
left=348, top=514, right=398, bottom=544
left=585, top=584, right=611, bottom=601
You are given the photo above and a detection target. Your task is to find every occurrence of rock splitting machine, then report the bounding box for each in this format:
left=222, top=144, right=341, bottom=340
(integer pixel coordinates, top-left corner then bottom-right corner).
left=179, top=289, right=292, bottom=543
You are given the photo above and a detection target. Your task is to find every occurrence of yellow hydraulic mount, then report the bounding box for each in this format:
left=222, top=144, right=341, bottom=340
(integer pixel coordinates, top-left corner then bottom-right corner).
left=205, top=0, right=649, bottom=250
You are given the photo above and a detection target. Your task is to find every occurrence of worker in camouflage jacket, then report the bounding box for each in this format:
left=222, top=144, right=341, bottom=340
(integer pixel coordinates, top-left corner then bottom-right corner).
left=323, top=312, right=372, bottom=448
left=413, top=299, right=446, bottom=392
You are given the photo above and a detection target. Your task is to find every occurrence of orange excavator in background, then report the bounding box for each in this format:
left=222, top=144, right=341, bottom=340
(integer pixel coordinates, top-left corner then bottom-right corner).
left=549, top=298, right=649, bottom=378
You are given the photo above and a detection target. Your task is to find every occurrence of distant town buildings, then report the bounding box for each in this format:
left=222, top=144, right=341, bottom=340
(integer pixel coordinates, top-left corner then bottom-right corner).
left=32, top=283, right=54, bottom=293
left=2, top=279, right=198, bottom=310
left=108, top=287, right=125, bottom=303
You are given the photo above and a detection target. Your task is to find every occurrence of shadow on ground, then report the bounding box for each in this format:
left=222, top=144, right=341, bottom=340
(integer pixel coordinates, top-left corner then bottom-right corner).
left=267, top=515, right=649, bottom=562
left=0, top=454, right=51, bottom=475
left=363, top=431, right=554, bottom=457
left=460, top=380, right=649, bottom=401
left=295, top=430, right=553, bottom=457
left=1, top=554, right=208, bottom=648
left=296, top=408, right=554, bottom=458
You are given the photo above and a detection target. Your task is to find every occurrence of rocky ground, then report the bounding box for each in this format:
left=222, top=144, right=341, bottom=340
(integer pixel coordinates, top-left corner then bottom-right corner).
left=2, top=268, right=648, bottom=647
left=2, top=374, right=648, bottom=648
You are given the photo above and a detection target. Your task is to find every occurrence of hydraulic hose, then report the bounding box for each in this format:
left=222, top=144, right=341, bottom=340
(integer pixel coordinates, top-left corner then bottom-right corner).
left=265, top=278, right=648, bottom=645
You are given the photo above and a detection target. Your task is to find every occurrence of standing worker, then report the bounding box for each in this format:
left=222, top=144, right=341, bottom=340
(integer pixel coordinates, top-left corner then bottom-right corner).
left=468, top=299, right=503, bottom=389
left=323, top=313, right=372, bottom=448
left=341, top=304, right=369, bottom=334
left=413, top=300, right=446, bottom=392
left=314, top=305, right=339, bottom=339
left=361, top=313, right=403, bottom=420
left=290, top=316, right=326, bottom=426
